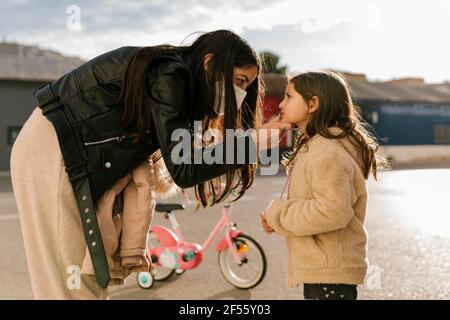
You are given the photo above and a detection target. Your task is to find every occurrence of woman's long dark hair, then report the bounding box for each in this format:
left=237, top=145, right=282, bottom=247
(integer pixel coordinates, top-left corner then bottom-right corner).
left=283, top=71, right=388, bottom=180
left=119, top=30, right=263, bottom=207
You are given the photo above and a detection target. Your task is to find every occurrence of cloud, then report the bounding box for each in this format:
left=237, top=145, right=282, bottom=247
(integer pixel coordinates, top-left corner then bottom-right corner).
left=1, top=0, right=449, bottom=82
left=0, top=0, right=276, bottom=58
left=242, top=0, right=450, bottom=83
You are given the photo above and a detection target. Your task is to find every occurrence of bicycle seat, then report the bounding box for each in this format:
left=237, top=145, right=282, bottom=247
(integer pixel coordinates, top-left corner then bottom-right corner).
left=155, top=203, right=186, bottom=213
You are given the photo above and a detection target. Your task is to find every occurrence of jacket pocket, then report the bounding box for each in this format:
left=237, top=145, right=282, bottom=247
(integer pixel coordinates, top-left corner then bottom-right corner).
left=290, top=235, right=328, bottom=270
left=338, top=219, right=368, bottom=268
left=83, top=133, right=138, bottom=146
left=101, top=147, right=124, bottom=180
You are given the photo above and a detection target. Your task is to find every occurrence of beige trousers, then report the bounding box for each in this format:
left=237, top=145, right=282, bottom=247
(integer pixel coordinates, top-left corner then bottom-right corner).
left=10, top=107, right=108, bottom=300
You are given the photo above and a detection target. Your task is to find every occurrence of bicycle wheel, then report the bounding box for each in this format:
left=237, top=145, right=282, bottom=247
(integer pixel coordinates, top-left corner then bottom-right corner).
left=147, top=230, right=174, bottom=281
left=218, top=234, right=267, bottom=289
left=137, top=272, right=154, bottom=289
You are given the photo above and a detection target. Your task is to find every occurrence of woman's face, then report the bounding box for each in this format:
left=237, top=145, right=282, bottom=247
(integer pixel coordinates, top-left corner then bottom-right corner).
left=279, top=82, right=315, bottom=131
left=214, top=65, right=258, bottom=134
left=203, top=54, right=258, bottom=90
left=233, top=65, right=258, bottom=90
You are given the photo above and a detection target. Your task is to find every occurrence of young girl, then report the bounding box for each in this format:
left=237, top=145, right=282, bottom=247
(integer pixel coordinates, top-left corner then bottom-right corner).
left=261, top=71, right=386, bottom=300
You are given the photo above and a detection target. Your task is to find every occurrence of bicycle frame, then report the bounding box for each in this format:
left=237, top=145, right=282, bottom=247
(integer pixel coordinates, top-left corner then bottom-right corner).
left=160, top=203, right=244, bottom=265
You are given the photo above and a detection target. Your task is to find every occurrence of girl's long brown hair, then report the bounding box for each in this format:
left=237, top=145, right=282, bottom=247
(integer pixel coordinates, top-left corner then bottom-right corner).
left=283, top=71, right=388, bottom=180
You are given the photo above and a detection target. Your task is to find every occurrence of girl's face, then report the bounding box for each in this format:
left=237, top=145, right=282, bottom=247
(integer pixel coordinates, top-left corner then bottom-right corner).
left=279, top=82, right=318, bottom=132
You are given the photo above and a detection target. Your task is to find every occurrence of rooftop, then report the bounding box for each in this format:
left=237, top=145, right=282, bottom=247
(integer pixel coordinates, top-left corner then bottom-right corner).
left=0, top=42, right=84, bottom=82
left=263, top=73, right=450, bottom=105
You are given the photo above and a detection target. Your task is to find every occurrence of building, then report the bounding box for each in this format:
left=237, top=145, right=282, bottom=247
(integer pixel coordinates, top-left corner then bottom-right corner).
left=2, top=42, right=450, bottom=170
left=262, top=72, right=450, bottom=146
left=349, top=78, right=450, bottom=145
left=261, top=73, right=291, bottom=149
left=0, top=42, right=84, bottom=171
left=262, top=72, right=450, bottom=166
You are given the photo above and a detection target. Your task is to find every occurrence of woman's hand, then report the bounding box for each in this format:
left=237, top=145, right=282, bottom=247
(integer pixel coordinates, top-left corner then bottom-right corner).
left=254, top=114, right=294, bottom=150
left=215, top=113, right=293, bottom=150
left=260, top=212, right=274, bottom=235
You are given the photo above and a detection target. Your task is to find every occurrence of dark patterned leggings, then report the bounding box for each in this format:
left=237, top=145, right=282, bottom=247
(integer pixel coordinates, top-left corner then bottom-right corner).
left=303, top=283, right=358, bottom=300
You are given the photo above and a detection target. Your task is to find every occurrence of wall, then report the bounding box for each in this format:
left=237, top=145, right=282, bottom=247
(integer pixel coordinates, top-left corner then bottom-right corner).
left=362, top=102, right=450, bottom=145
left=379, top=145, right=450, bottom=167
left=0, top=79, right=46, bottom=171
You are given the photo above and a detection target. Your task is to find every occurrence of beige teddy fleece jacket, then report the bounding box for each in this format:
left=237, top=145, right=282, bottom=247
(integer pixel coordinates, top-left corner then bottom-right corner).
left=265, top=127, right=369, bottom=287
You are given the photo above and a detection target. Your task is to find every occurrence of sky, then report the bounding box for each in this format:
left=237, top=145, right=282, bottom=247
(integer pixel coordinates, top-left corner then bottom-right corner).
left=1, top=0, right=449, bottom=83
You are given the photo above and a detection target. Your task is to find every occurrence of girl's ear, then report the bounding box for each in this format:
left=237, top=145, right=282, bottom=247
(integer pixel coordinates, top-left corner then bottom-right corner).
left=308, top=96, right=319, bottom=114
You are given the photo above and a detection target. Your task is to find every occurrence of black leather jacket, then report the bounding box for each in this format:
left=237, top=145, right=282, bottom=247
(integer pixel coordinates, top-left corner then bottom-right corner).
left=34, top=46, right=253, bottom=201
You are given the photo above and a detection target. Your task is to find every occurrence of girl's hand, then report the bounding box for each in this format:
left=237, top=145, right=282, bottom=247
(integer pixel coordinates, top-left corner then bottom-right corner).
left=260, top=212, right=274, bottom=235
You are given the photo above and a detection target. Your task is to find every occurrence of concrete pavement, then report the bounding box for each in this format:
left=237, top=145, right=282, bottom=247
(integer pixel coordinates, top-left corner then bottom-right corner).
left=0, top=169, right=449, bottom=300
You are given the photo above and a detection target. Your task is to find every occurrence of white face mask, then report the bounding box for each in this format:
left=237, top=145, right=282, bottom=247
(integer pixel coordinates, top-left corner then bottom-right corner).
left=213, top=81, right=247, bottom=116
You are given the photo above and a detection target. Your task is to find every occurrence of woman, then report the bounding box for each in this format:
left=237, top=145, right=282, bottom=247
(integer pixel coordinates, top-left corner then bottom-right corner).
left=10, top=30, right=291, bottom=299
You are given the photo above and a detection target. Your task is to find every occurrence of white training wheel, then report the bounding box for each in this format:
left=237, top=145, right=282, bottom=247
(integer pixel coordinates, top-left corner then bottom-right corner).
left=175, top=268, right=186, bottom=275
left=137, top=271, right=154, bottom=289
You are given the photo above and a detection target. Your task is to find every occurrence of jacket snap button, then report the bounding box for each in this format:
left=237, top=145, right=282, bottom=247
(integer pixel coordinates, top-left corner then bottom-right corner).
left=105, top=162, right=112, bottom=169
left=85, top=208, right=89, bottom=213
left=82, top=196, right=86, bottom=201
left=86, top=219, right=91, bottom=223
left=91, top=242, right=96, bottom=247
left=89, top=230, right=93, bottom=235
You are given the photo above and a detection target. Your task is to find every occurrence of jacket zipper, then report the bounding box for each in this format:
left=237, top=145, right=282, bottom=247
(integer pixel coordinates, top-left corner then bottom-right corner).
left=84, top=133, right=138, bottom=146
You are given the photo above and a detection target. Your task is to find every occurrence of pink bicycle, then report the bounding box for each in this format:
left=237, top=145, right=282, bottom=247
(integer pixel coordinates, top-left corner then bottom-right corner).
left=137, top=202, right=267, bottom=289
